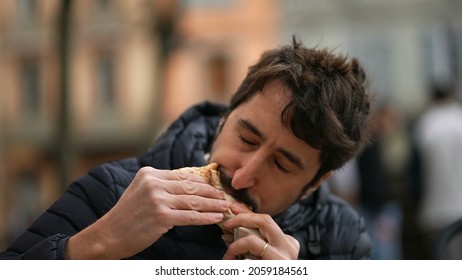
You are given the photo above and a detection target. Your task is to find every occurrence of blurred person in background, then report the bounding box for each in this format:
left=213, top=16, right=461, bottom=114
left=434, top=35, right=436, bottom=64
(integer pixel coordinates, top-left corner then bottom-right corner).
left=0, top=38, right=373, bottom=260
left=330, top=103, right=403, bottom=259
left=410, top=84, right=462, bottom=259
left=356, top=104, right=402, bottom=259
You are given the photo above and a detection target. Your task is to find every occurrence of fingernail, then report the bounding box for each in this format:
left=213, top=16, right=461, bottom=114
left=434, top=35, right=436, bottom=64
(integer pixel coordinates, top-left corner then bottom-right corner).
left=216, top=190, right=225, bottom=199
left=220, top=199, right=230, bottom=208
left=213, top=213, right=224, bottom=220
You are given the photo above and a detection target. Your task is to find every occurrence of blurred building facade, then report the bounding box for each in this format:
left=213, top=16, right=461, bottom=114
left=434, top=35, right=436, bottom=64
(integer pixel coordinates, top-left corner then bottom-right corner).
left=1, top=0, right=462, bottom=258
left=0, top=0, right=164, bottom=248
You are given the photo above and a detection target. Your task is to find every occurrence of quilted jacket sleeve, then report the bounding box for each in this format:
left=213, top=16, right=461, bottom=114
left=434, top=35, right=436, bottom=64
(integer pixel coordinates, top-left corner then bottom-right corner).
left=0, top=160, right=133, bottom=260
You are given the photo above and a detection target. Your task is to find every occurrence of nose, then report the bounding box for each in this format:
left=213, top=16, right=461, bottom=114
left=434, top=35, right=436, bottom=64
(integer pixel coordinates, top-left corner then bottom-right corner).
left=231, top=154, right=262, bottom=190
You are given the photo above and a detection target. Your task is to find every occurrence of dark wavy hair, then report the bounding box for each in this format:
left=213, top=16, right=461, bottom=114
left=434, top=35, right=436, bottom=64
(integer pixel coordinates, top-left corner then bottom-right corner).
left=227, top=37, right=372, bottom=189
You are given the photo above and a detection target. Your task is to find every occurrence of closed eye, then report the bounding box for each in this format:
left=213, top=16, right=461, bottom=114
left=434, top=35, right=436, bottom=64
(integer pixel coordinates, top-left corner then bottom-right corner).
left=239, top=135, right=256, bottom=146
left=274, top=158, right=289, bottom=173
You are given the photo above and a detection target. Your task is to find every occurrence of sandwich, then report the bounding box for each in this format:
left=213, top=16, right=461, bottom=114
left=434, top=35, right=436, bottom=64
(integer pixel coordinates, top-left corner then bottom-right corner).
left=178, top=163, right=262, bottom=258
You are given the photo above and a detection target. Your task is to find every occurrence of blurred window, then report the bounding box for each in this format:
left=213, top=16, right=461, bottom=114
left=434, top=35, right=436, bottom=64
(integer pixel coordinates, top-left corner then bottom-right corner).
left=421, top=24, right=462, bottom=95
left=17, top=171, right=40, bottom=223
left=97, top=54, right=115, bottom=109
left=20, top=59, right=41, bottom=115
left=456, top=28, right=462, bottom=96
left=350, top=36, right=392, bottom=98
left=92, top=0, right=114, bottom=21
left=7, top=170, right=40, bottom=242
left=16, top=0, right=37, bottom=24
left=94, top=0, right=111, bottom=12
left=208, top=54, right=228, bottom=100
left=182, top=0, right=232, bottom=9
left=426, top=26, right=456, bottom=87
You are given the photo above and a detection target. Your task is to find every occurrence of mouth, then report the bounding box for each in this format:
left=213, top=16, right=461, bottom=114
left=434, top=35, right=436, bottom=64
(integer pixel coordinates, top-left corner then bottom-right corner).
left=218, top=167, right=258, bottom=211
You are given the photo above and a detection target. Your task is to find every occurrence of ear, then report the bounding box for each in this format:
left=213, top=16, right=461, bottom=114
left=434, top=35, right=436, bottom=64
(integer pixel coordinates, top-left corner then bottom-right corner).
left=299, top=171, right=333, bottom=200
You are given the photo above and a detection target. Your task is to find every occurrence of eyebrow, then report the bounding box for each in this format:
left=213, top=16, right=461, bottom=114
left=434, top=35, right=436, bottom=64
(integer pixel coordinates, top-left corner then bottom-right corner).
left=239, top=119, right=262, bottom=138
left=238, top=119, right=305, bottom=171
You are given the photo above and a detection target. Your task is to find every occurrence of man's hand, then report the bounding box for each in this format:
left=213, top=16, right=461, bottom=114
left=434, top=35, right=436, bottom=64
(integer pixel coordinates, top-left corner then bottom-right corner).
left=222, top=202, right=300, bottom=260
left=66, top=166, right=229, bottom=259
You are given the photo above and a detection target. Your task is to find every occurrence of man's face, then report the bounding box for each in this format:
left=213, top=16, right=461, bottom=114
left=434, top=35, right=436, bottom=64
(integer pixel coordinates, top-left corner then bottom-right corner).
left=209, top=80, right=329, bottom=216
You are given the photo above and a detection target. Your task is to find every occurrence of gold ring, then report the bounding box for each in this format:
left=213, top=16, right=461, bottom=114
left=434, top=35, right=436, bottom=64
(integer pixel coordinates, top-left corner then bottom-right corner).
left=259, top=242, right=269, bottom=258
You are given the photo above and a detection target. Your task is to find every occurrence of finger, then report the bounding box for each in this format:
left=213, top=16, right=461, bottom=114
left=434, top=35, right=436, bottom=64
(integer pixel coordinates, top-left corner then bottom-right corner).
left=158, top=178, right=225, bottom=199
left=287, top=235, right=301, bottom=254
left=137, top=166, right=208, bottom=184
left=172, top=169, right=208, bottom=183
left=223, top=213, right=284, bottom=244
left=229, top=201, right=252, bottom=215
left=166, top=209, right=225, bottom=227
left=224, top=235, right=299, bottom=260
left=223, top=235, right=269, bottom=260
left=168, top=194, right=229, bottom=212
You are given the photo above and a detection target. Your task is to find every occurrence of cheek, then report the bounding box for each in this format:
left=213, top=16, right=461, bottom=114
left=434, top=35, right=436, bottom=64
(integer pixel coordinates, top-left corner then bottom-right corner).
left=256, top=180, right=304, bottom=215
left=209, top=121, right=245, bottom=165
left=209, top=134, right=238, bottom=167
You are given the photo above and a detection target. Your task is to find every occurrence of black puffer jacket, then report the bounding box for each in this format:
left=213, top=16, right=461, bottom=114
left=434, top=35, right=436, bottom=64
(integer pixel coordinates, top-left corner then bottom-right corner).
left=0, top=102, right=371, bottom=260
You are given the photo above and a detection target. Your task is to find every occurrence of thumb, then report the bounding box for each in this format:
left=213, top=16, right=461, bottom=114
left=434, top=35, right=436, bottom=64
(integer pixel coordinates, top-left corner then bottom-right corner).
left=229, top=201, right=252, bottom=215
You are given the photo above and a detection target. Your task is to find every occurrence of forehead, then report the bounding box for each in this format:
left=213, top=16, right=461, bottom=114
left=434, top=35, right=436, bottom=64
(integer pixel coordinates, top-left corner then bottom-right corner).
left=235, top=80, right=292, bottom=120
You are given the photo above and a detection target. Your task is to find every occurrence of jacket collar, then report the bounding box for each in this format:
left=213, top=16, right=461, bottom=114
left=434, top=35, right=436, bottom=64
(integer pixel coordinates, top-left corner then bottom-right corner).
left=273, top=183, right=330, bottom=233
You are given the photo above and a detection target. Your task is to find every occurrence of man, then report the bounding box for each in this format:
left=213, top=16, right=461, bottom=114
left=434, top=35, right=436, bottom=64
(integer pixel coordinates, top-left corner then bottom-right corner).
left=0, top=38, right=372, bottom=260
left=410, top=84, right=462, bottom=259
